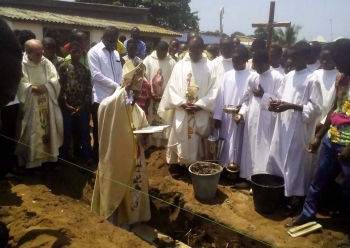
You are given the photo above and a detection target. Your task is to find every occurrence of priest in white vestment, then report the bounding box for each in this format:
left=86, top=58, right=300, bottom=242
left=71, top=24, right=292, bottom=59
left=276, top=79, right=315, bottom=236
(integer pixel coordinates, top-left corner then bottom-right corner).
left=213, top=45, right=250, bottom=167
left=15, top=40, right=63, bottom=169
left=143, top=41, right=176, bottom=147
left=158, top=37, right=217, bottom=177
left=236, top=50, right=284, bottom=188
left=267, top=42, right=322, bottom=216
left=92, top=64, right=151, bottom=228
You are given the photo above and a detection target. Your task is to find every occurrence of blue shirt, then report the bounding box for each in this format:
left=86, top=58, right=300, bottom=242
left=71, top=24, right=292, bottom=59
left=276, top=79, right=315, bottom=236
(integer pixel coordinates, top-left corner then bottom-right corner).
left=124, top=39, right=147, bottom=60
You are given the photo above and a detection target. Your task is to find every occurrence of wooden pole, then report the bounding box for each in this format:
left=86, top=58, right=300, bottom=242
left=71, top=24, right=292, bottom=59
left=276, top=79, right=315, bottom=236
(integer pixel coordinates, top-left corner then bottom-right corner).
left=267, top=1, right=275, bottom=59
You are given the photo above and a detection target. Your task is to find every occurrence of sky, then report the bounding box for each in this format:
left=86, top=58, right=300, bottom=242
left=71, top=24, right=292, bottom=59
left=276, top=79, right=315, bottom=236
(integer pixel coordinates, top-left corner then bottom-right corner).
left=188, top=0, right=350, bottom=42
left=63, top=0, right=349, bottom=42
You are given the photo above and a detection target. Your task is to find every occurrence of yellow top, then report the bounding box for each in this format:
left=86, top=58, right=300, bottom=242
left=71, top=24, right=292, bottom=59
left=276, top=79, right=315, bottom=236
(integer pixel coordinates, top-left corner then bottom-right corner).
left=117, top=40, right=126, bottom=56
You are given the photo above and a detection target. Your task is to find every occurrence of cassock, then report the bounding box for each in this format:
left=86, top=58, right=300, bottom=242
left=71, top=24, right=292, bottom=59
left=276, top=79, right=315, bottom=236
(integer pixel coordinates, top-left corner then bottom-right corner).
left=91, top=88, right=151, bottom=226
left=213, top=67, right=250, bottom=166
left=314, top=68, right=338, bottom=123
left=212, top=56, right=234, bottom=80
left=158, top=53, right=217, bottom=165
left=267, top=68, right=322, bottom=197
left=239, top=69, right=285, bottom=180
left=307, top=61, right=321, bottom=73
left=271, top=65, right=285, bottom=77
left=143, top=51, right=176, bottom=147
left=15, top=54, right=63, bottom=168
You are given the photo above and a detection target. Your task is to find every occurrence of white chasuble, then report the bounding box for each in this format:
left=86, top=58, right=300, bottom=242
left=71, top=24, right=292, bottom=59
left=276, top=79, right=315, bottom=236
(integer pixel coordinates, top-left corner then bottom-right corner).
left=158, top=53, right=218, bottom=165
left=15, top=54, right=63, bottom=169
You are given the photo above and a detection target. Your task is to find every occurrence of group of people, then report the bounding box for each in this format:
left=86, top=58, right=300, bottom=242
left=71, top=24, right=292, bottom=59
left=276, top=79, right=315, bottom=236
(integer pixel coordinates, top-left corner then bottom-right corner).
left=0, top=17, right=349, bottom=242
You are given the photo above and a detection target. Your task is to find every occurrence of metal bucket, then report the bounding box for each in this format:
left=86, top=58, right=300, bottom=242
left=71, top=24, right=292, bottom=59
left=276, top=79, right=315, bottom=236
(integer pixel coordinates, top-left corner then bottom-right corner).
left=189, top=162, right=223, bottom=199
left=204, top=137, right=225, bottom=161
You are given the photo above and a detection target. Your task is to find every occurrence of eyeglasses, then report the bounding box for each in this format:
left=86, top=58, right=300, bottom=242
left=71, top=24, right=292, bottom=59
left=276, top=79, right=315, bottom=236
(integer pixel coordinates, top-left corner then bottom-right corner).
left=30, top=50, right=44, bottom=57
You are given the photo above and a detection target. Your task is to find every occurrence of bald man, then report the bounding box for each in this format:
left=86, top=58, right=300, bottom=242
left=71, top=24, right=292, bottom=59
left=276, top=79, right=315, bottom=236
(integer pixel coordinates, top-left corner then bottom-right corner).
left=15, top=39, right=63, bottom=169
left=158, top=37, right=218, bottom=178
left=178, top=32, right=214, bottom=61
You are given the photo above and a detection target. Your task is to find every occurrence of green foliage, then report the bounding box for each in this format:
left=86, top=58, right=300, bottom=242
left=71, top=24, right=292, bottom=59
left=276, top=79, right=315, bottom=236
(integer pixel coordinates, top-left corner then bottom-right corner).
left=76, top=0, right=199, bottom=31
left=231, top=31, right=245, bottom=37
left=275, top=24, right=302, bottom=46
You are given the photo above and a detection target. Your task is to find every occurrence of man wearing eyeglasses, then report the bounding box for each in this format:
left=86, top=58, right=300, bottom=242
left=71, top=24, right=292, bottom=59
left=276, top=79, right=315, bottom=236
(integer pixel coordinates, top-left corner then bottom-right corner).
left=15, top=39, right=63, bottom=169
left=88, top=26, right=123, bottom=162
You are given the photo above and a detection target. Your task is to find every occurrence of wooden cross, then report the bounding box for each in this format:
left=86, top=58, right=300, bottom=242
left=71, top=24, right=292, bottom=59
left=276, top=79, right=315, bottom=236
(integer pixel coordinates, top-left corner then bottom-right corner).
left=252, top=1, right=291, bottom=58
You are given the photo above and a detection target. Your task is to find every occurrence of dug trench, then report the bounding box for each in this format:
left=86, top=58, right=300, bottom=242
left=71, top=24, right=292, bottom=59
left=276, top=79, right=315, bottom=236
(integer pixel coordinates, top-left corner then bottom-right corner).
left=1, top=148, right=349, bottom=247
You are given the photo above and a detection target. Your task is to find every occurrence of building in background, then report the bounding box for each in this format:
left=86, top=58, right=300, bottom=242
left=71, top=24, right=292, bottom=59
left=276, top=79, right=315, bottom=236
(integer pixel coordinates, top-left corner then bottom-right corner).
left=0, top=0, right=180, bottom=52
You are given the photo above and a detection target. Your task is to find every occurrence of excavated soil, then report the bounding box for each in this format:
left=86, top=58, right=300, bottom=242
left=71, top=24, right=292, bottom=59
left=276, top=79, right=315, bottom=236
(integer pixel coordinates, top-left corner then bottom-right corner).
left=0, top=147, right=349, bottom=248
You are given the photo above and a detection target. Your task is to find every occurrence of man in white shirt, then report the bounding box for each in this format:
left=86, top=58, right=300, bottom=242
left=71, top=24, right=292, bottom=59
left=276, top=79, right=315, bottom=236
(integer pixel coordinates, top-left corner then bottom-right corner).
left=88, top=26, right=123, bottom=161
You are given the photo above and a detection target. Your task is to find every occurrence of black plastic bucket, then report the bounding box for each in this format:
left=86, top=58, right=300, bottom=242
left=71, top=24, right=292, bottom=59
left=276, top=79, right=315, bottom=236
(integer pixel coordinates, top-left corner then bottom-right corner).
left=251, top=174, right=285, bottom=215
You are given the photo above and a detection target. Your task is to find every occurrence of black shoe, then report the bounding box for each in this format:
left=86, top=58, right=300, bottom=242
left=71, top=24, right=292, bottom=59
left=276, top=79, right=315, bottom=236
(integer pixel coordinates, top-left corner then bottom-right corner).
left=234, top=178, right=251, bottom=189
left=284, top=216, right=312, bottom=228
left=169, top=164, right=187, bottom=179
left=281, top=196, right=304, bottom=217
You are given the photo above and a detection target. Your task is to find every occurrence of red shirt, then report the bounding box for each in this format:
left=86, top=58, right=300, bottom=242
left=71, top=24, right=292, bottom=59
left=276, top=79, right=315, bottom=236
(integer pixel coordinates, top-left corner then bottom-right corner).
left=136, top=80, right=152, bottom=115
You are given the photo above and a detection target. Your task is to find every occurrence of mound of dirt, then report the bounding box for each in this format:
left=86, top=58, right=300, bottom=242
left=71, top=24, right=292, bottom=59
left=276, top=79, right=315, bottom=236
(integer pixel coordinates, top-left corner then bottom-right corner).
left=0, top=164, right=153, bottom=248
left=145, top=149, right=349, bottom=248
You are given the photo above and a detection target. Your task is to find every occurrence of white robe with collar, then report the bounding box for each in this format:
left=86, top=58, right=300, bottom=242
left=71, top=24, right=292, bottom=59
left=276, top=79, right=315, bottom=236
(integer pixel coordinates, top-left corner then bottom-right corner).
left=271, top=65, right=285, bottom=77
left=266, top=68, right=322, bottom=197
left=239, top=69, right=285, bottom=180
left=212, top=56, right=234, bottom=81
left=213, top=67, right=250, bottom=166
left=158, top=53, right=218, bottom=165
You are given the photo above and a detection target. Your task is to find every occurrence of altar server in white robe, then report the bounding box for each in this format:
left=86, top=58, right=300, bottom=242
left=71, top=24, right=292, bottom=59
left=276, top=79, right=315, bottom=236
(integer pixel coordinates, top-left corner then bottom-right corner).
left=212, top=36, right=235, bottom=80
left=311, top=43, right=338, bottom=170
left=267, top=41, right=322, bottom=217
left=314, top=43, right=338, bottom=125
left=213, top=45, right=250, bottom=167
left=158, top=37, right=218, bottom=178
left=270, top=44, right=285, bottom=76
left=235, top=49, right=285, bottom=188
left=306, top=41, right=322, bottom=73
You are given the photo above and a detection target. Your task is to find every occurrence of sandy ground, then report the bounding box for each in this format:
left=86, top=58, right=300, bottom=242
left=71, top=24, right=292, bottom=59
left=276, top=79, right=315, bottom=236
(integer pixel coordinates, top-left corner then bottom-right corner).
left=146, top=149, right=349, bottom=248
left=0, top=167, right=153, bottom=248
left=0, top=148, right=348, bottom=248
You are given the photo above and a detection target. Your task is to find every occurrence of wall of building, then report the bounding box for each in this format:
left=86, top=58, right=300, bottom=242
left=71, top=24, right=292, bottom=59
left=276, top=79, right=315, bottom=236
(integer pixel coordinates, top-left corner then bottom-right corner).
left=11, top=22, right=43, bottom=40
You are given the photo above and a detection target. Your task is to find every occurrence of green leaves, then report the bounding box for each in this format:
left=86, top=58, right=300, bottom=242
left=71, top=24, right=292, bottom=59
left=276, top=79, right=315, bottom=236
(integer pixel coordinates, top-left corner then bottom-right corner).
left=76, top=0, right=199, bottom=31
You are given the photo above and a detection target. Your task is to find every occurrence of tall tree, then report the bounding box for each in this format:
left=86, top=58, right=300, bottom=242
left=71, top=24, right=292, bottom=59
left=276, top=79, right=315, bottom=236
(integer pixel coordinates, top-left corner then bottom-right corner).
left=275, top=24, right=302, bottom=46
left=76, top=0, right=199, bottom=31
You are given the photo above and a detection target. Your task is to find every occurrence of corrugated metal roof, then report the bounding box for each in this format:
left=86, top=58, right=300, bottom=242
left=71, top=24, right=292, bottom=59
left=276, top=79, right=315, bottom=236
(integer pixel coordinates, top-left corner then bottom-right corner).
left=0, top=6, right=181, bottom=36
